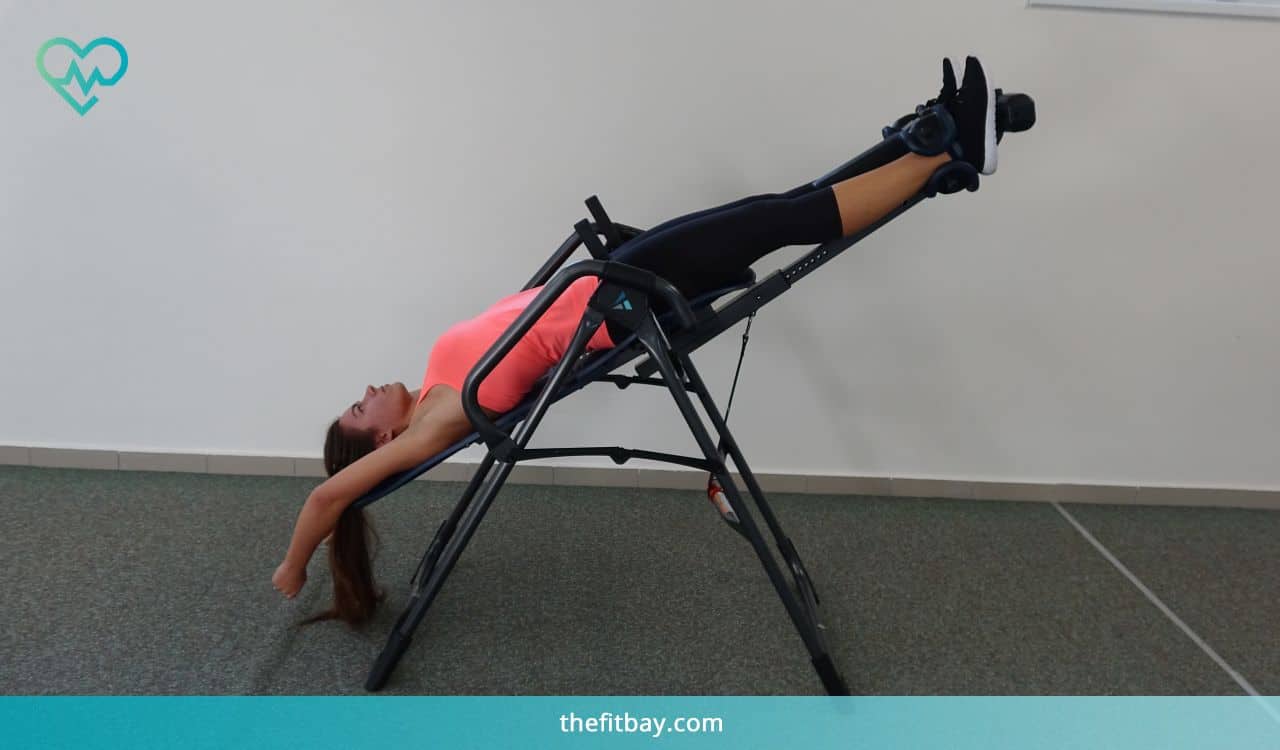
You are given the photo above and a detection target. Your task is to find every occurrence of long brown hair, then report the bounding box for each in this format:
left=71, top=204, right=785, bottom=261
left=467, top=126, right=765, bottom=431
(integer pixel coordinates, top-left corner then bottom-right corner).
left=298, top=419, right=386, bottom=628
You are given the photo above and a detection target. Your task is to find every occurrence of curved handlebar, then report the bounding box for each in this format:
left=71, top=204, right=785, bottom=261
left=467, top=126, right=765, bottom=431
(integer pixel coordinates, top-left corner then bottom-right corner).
left=462, top=259, right=696, bottom=450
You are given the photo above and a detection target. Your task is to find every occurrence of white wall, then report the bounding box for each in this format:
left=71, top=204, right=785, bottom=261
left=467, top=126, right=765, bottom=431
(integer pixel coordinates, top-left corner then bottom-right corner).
left=1, top=1, right=1276, bottom=489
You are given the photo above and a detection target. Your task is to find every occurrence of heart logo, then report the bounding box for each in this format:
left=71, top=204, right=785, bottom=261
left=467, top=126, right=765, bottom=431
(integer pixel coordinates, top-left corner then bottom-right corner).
left=36, top=37, right=129, bottom=116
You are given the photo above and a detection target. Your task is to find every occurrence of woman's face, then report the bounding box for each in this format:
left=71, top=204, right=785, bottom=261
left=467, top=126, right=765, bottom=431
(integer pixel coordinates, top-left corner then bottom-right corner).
left=337, top=382, right=412, bottom=444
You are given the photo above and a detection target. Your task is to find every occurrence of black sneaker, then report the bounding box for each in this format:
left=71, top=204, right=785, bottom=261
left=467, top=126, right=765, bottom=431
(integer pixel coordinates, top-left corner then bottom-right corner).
left=945, top=56, right=998, bottom=175
left=928, top=57, right=959, bottom=109
left=884, top=57, right=959, bottom=139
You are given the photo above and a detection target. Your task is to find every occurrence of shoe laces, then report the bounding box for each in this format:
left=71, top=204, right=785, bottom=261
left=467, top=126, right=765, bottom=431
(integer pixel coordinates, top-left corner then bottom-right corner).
left=921, top=59, right=960, bottom=112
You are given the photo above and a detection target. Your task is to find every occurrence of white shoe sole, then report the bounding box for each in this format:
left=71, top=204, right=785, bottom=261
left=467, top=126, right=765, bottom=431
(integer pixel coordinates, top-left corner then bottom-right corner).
left=981, top=61, right=998, bottom=175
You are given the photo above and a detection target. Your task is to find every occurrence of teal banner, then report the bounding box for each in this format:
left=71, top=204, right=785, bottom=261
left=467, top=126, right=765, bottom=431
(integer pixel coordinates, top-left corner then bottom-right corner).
left=3, top=697, right=1278, bottom=749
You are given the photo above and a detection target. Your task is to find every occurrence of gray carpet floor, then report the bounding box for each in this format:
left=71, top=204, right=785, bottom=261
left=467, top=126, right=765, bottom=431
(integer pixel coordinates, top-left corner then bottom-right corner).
left=1, top=466, right=1275, bottom=695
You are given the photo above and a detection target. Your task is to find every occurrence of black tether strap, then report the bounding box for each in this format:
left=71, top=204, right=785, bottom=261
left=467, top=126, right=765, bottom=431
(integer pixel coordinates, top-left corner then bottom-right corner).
left=706, top=311, right=755, bottom=521
left=717, top=311, right=755, bottom=462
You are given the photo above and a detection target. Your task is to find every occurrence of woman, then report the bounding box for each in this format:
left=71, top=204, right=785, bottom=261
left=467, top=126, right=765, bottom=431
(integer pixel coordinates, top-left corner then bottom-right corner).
left=273, top=57, right=1002, bottom=624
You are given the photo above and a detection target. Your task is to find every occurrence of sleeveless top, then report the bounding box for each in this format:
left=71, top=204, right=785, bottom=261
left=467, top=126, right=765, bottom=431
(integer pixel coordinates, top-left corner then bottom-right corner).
left=419, top=277, right=616, bottom=412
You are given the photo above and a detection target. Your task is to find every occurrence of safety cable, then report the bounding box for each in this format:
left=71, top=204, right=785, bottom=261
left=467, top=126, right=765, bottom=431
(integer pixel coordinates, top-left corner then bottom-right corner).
left=721, top=311, right=755, bottom=425
left=707, top=311, right=755, bottom=524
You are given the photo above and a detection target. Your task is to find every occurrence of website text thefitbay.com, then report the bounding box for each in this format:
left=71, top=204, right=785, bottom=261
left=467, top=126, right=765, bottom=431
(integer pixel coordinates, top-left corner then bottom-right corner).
left=559, top=711, right=724, bottom=738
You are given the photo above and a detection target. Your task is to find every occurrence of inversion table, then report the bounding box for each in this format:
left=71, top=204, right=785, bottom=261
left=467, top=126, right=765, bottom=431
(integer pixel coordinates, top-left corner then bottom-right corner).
left=352, top=92, right=1036, bottom=694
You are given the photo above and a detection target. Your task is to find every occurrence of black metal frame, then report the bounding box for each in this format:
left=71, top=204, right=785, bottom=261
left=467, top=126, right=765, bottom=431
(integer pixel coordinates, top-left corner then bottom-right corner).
left=360, top=93, right=1035, bottom=694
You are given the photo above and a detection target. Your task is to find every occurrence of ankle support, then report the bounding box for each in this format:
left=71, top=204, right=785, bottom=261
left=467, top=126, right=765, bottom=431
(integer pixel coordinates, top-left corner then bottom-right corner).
left=884, top=105, right=979, bottom=196
left=924, top=160, right=979, bottom=197
left=896, top=104, right=959, bottom=158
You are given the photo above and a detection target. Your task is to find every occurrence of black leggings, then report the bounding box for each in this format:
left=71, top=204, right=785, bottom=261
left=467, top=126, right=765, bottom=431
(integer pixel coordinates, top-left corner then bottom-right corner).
left=609, top=179, right=843, bottom=301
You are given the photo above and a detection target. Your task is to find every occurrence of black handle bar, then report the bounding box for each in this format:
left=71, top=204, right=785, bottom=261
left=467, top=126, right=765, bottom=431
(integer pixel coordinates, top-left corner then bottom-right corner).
left=462, top=259, right=696, bottom=450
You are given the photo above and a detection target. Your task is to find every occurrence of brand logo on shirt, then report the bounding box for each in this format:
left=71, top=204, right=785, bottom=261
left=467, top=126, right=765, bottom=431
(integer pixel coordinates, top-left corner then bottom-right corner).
left=611, top=291, right=633, bottom=312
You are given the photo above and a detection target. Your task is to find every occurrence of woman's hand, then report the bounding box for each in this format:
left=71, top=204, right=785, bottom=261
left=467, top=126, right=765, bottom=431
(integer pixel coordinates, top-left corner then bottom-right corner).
left=272, top=560, right=307, bottom=599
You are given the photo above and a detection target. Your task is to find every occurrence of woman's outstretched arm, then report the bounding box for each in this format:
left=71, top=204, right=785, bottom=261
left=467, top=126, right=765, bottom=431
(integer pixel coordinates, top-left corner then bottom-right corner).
left=273, top=390, right=483, bottom=597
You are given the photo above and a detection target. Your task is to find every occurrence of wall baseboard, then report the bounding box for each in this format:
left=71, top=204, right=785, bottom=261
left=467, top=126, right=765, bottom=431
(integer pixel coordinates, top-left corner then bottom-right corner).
left=2, top=446, right=1277, bottom=510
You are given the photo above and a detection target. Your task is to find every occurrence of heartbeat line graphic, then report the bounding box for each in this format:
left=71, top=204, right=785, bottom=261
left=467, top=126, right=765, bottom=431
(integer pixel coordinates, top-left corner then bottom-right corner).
left=50, top=58, right=117, bottom=96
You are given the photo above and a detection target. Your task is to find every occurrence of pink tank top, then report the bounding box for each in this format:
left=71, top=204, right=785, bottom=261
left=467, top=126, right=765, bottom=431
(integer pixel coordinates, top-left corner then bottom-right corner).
left=419, top=277, right=616, bottom=412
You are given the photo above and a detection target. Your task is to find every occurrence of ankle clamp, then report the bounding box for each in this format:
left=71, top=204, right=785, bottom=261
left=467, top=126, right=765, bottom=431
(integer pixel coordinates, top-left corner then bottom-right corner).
left=924, top=161, right=979, bottom=198
left=898, top=105, right=958, bottom=158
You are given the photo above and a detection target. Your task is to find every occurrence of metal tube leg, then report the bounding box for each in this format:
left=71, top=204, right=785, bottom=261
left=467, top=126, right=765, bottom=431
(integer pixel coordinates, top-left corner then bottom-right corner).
left=411, top=453, right=499, bottom=589
left=680, top=355, right=784, bottom=536
left=679, top=355, right=818, bottom=595
left=676, top=353, right=839, bottom=685
left=636, top=324, right=849, bottom=694
left=367, top=315, right=603, bottom=692
left=366, top=456, right=518, bottom=691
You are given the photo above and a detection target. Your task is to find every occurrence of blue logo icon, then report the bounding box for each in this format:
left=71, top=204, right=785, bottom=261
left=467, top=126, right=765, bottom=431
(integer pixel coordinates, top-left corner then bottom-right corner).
left=37, top=37, right=129, bottom=116
left=612, top=292, right=633, bottom=312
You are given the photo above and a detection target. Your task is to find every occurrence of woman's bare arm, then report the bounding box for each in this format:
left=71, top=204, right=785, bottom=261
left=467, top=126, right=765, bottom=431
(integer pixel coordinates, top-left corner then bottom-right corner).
left=281, top=390, right=485, bottom=572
